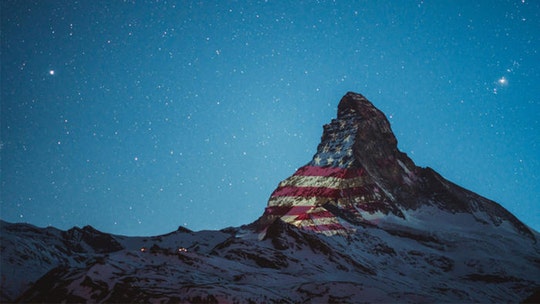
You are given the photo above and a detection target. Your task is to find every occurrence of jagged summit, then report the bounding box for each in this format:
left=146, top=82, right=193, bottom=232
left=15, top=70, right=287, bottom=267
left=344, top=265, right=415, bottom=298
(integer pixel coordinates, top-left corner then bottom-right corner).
left=258, top=92, right=534, bottom=239
left=337, top=92, right=388, bottom=121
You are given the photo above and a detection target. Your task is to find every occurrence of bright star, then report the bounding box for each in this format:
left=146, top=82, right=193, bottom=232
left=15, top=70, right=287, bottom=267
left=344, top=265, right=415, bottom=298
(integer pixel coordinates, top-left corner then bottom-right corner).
left=498, top=76, right=508, bottom=86
left=49, top=70, right=55, bottom=75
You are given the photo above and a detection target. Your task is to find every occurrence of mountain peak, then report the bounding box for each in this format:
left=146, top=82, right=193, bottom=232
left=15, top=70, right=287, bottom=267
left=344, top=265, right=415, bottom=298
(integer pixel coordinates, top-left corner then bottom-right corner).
left=2, top=93, right=538, bottom=303
left=338, top=91, right=408, bottom=186
left=257, top=92, right=534, bottom=240
left=338, top=92, right=382, bottom=119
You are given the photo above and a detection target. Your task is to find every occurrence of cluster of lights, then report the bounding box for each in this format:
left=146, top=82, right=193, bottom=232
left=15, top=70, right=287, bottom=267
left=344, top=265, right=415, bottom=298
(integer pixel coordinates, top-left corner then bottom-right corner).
left=139, top=247, right=188, bottom=253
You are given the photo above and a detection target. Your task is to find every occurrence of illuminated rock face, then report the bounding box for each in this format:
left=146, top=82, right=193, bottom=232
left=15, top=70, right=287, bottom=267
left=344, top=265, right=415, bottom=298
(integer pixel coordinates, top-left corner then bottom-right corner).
left=259, top=92, right=406, bottom=236
left=259, top=92, right=532, bottom=238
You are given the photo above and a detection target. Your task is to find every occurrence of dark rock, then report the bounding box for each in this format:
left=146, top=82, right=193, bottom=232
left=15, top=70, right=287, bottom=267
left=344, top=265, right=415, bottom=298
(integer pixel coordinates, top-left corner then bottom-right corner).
left=62, top=225, right=124, bottom=253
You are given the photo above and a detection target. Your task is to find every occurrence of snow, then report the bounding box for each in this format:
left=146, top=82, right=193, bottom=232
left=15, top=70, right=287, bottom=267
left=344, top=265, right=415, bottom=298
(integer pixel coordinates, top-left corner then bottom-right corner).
left=2, top=203, right=539, bottom=303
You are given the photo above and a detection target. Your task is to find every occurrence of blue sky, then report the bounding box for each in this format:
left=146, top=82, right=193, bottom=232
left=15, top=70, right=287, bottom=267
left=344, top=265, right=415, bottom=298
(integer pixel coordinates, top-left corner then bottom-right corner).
left=1, top=0, right=538, bottom=236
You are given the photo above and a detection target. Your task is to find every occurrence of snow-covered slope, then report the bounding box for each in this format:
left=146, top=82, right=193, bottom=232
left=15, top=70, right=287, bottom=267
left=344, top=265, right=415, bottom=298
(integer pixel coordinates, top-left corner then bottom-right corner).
left=3, top=214, right=538, bottom=303
left=2, top=92, right=539, bottom=303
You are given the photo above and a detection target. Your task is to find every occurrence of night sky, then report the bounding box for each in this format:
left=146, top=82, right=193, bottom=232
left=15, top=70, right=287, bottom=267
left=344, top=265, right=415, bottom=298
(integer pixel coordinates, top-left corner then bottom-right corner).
left=1, top=1, right=538, bottom=236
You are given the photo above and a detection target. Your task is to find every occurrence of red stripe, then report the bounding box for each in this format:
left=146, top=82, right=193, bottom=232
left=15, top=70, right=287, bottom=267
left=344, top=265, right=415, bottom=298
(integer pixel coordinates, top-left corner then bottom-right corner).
left=271, top=185, right=371, bottom=198
left=295, top=213, right=311, bottom=220
left=271, top=186, right=338, bottom=197
left=264, top=205, right=332, bottom=216
left=293, top=166, right=364, bottom=178
left=284, top=206, right=313, bottom=215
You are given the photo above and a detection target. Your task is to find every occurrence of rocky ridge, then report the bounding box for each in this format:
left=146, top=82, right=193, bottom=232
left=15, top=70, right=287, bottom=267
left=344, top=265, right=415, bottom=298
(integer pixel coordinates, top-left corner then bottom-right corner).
left=1, top=92, right=539, bottom=303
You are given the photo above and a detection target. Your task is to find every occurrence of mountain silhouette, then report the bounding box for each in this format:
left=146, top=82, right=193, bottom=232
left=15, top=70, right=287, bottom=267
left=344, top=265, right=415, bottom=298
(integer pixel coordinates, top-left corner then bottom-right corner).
left=1, top=92, right=538, bottom=303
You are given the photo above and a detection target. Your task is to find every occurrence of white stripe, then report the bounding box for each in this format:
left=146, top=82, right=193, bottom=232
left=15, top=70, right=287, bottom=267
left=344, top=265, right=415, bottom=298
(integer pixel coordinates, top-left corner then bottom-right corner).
left=267, top=196, right=327, bottom=207
left=267, top=196, right=381, bottom=208
left=278, top=175, right=367, bottom=189
left=311, top=217, right=340, bottom=225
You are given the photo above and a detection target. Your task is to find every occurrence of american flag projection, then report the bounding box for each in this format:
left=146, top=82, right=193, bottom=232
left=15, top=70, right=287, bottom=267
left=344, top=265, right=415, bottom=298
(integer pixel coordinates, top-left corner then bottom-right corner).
left=262, top=114, right=385, bottom=236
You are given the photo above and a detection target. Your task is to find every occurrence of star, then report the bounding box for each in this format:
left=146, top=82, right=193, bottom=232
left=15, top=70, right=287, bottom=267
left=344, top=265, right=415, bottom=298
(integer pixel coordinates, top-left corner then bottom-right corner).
left=326, top=157, right=334, bottom=165
left=497, top=76, right=508, bottom=86
left=314, top=155, right=321, bottom=165
left=49, top=70, right=55, bottom=75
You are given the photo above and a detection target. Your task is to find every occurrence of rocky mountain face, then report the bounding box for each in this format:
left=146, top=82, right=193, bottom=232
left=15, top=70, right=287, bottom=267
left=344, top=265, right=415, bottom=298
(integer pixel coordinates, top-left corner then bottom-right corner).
left=257, top=92, right=533, bottom=239
left=2, top=92, right=539, bottom=303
